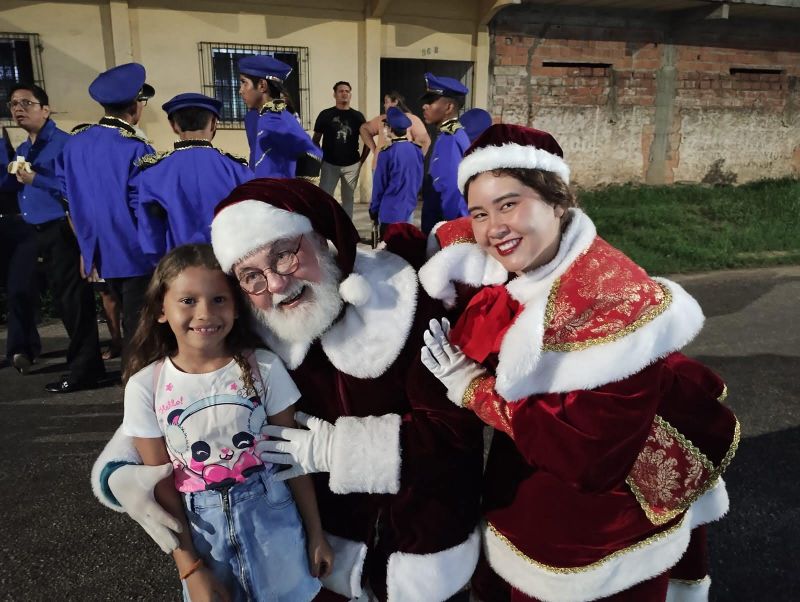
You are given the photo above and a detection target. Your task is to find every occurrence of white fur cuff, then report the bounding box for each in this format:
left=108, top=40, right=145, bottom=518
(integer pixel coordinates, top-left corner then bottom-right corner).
left=90, top=425, right=143, bottom=511
left=666, top=576, right=711, bottom=602
left=387, top=527, right=480, bottom=602
left=320, top=532, right=368, bottom=599
left=329, top=414, right=402, bottom=494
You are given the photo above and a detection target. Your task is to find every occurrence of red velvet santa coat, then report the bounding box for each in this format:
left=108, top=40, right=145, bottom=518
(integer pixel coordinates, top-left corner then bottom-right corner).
left=420, top=210, right=738, bottom=602
left=91, top=245, right=484, bottom=602
left=254, top=246, right=485, bottom=601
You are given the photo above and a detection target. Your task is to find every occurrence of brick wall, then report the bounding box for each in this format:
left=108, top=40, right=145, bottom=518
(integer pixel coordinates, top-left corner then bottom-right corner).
left=490, top=6, right=800, bottom=186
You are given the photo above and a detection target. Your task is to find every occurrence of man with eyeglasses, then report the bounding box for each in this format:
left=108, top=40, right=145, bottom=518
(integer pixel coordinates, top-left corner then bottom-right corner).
left=2, top=84, right=105, bottom=391
left=57, top=63, right=156, bottom=385
left=92, top=179, right=484, bottom=602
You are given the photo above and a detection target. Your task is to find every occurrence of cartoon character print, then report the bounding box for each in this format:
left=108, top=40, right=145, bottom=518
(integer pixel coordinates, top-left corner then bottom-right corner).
left=165, top=394, right=268, bottom=491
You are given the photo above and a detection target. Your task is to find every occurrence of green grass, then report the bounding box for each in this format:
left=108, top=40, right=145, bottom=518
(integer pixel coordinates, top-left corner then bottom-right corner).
left=578, top=178, right=800, bottom=274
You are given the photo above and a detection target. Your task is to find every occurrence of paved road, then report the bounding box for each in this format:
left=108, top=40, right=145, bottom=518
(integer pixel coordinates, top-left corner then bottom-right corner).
left=1, top=229, right=797, bottom=600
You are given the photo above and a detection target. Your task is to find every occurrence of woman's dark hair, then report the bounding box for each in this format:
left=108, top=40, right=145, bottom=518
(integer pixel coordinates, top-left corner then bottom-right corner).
left=464, top=168, right=578, bottom=214
left=123, top=244, right=263, bottom=395
left=384, top=90, right=410, bottom=113
left=9, top=83, right=49, bottom=106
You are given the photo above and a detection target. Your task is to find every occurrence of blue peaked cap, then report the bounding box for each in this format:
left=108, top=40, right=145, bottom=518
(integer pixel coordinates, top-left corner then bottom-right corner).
left=89, top=62, right=154, bottom=105
left=421, top=72, right=468, bottom=101
left=238, top=55, right=292, bottom=83
left=460, top=108, right=493, bottom=142
left=386, top=106, right=412, bottom=131
left=162, top=93, right=222, bottom=118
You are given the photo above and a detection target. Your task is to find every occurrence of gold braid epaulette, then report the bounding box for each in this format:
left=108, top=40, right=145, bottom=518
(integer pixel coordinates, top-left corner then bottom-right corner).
left=70, top=123, right=94, bottom=135
left=439, top=120, right=464, bottom=135
left=259, top=99, right=287, bottom=115
left=135, top=151, right=172, bottom=169
left=117, top=128, right=150, bottom=144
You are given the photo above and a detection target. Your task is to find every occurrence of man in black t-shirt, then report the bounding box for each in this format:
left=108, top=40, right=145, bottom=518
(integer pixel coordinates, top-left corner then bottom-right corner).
left=313, top=81, right=368, bottom=217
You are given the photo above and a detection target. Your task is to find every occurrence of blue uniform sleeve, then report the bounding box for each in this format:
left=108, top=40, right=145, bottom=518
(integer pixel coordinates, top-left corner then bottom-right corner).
left=370, top=149, right=390, bottom=215
left=135, top=173, right=167, bottom=260
left=127, top=142, right=154, bottom=217
left=244, top=109, right=259, bottom=169
left=432, top=135, right=468, bottom=220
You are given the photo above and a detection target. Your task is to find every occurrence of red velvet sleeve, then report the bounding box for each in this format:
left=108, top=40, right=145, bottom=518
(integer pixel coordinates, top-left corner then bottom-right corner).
left=465, top=362, right=669, bottom=493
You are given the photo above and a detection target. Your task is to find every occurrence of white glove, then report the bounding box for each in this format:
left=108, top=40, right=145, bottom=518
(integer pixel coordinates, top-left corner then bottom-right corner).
left=259, top=411, right=336, bottom=482
left=420, top=317, right=487, bottom=406
left=107, top=463, right=182, bottom=554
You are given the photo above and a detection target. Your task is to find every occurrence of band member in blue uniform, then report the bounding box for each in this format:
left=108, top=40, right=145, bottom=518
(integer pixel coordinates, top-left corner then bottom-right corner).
left=58, top=62, right=156, bottom=353
left=459, top=108, right=493, bottom=143
left=237, top=55, right=321, bottom=178
left=5, top=83, right=105, bottom=393
left=420, top=73, right=471, bottom=234
left=135, top=93, right=253, bottom=262
left=369, top=107, right=424, bottom=236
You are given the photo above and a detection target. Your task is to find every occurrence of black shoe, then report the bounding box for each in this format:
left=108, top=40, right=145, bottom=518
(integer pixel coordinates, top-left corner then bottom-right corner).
left=45, top=375, right=102, bottom=394
left=12, top=353, right=33, bottom=375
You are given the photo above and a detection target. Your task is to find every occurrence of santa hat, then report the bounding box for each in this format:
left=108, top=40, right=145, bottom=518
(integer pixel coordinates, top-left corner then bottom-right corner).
left=211, top=178, right=372, bottom=306
left=457, top=124, right=570, bottom=194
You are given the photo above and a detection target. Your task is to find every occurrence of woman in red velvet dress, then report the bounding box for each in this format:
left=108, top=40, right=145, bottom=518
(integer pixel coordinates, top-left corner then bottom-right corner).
left=418, top=124, right=739, bottom=602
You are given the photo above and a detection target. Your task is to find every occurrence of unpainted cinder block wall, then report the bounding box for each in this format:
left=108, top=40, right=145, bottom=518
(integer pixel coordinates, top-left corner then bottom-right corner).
left=489, top=5, right=800, bottom=187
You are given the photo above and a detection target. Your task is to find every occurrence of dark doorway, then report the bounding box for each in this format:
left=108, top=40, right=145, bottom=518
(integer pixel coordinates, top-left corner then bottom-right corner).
left=380, top=58, right=474, bottom=155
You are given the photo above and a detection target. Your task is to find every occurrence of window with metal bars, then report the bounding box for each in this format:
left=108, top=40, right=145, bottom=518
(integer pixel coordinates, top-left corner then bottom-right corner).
left=199, top=42, right=311, bottom=130
left=1, top=33, right=45, bottom=123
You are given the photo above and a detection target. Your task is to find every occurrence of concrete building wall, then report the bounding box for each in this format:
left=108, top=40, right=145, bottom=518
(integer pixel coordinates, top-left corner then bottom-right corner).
left=490, top=5, right=800, bottom=187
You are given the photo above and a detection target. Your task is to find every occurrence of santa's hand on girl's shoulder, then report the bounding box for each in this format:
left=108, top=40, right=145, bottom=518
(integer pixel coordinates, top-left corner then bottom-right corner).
left=421, top=318, right=487, bottom=406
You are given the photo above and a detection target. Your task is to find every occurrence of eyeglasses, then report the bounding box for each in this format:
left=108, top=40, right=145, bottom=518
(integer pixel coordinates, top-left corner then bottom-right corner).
left=7, top=99, right=42, bottom=111
left=237, top=235, right=303, bottom=295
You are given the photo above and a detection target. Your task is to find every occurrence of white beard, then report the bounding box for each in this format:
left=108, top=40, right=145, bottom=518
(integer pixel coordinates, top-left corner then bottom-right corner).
left=250, top=250, right=344, bottom=346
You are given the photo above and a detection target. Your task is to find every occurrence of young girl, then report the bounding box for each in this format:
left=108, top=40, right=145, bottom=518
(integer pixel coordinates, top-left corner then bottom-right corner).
left=121, top=244, right=332, bottom=602
left=419, top=124, right=739, bottom=601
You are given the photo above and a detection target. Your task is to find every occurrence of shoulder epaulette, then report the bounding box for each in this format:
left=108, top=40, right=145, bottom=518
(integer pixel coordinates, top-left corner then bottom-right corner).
left=259, top=99, right=287, bottom=115
left=220, top=149, right=249, bottom=166
left=135, top=151, right=172, bottom=169
left=440, top=120, right=464, bottom=135
left=70, top=123, right=94, bottom=135
left=117, top=128, right=151, bottom=144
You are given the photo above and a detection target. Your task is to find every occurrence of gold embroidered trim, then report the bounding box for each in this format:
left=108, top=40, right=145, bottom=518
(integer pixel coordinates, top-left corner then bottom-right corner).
left=259, top=99, right=286, bottom=114
left=627, top=416, right=740, bottom=525
left=718, top=384, right=728, bottom=403
left=446, top=236, right=476, bottom=246
left=669, top=577, right=708, bottom=585
left=440, top=119, right=464, bottom=135
left=135, top=151, right=171, bottom=169
left=462, top=375, right=486, bottom=409
left=486, top=517, right=686, bottom=574
left=542, top=281, right=672, bottom=352
left=542, top=277, right=562, bottom=332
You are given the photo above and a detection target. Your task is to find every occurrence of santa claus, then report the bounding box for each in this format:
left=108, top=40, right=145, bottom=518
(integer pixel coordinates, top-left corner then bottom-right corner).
left=91, top=178, right=484, bottom=601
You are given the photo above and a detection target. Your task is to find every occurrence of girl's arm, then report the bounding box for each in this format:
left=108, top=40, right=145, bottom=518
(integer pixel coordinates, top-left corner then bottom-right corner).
left=133, top=437, right=231, bottom=602
left=268, top=407, right=334, bottom=578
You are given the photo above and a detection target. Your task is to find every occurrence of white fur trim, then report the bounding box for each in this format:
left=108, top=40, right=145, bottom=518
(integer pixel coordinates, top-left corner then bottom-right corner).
left=211, top=199, right=313, bottom=272
left=426, top=221, right=446, bottom=258
left=387, top=527, right=481, bottom=602
left=320, top=532, right=368, bottom=599
left=321, top=248, right=417, bottom=378
left=339, top=272, right=371, bottom=306
left=484, top=481, right=728, bottom=602
left=419, top=242, right=508, bottom=308
left=666, top=575, right=711, bottom=602
left=458, top=142, right=571, bottom=193
left=91, top=425, right=142, bottom=511
left=329, top=414, right=402, bottom=494
left=497, top=278, right=704, bottom=400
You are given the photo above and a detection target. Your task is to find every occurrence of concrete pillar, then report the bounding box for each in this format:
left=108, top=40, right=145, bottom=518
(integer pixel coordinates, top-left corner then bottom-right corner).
left=105, top=1, right=133, bottom=67
left=473, top=27, right=491, bottom=108
left=645, top=43, right=678, bottom=185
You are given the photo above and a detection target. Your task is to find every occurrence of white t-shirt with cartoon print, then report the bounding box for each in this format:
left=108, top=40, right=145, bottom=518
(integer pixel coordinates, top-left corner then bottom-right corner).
left=123, top=349, right=299, bottom=493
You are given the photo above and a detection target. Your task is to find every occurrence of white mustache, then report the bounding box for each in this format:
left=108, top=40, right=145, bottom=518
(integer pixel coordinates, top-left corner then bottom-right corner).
left=271, top=282, right=306, bottom=305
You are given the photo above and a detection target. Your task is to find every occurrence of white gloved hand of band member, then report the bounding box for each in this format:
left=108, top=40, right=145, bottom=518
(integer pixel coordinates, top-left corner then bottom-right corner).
left=259, top=412, right=336, bottom=482
left=420, top=317, right=487, bottom=406
left=108, top=463, right=182, bottom=553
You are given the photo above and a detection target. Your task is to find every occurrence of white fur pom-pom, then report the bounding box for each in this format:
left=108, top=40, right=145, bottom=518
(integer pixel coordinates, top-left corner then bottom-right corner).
left=339, top=273, right=372, bottom=306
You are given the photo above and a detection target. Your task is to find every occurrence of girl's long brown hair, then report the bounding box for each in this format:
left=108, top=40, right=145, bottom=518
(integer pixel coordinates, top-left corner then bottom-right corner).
left=123, top=244, right=263, bottom=395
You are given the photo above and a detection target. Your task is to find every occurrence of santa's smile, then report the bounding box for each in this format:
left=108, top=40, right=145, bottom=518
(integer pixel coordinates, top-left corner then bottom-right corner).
left=277, top=285, right=307, bottom=308
left=495, top=238, right=522, bottom=256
